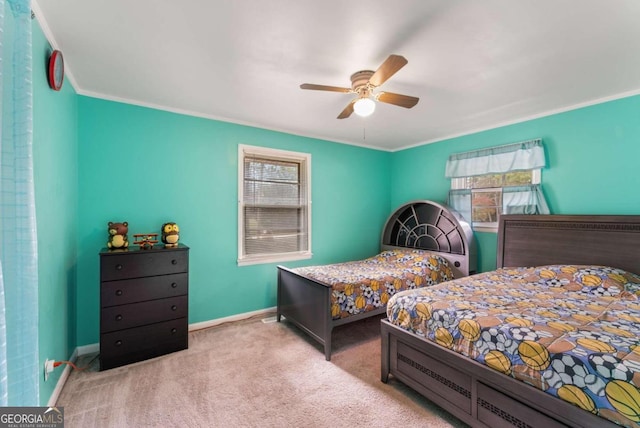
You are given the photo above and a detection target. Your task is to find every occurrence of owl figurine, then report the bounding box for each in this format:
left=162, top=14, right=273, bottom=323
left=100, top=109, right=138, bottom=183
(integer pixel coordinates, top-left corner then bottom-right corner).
left=161, top=222, right=180, bottom=248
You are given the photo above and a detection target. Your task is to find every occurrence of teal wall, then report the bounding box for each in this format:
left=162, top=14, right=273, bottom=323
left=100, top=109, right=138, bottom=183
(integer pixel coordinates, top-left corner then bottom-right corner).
left=76, top=98, right=391, bottom=345
left=390, top=95, right=640, bottom=272
left=32, top=23, right=78, bottom=403
left=25, top=12, right=640, bottom=405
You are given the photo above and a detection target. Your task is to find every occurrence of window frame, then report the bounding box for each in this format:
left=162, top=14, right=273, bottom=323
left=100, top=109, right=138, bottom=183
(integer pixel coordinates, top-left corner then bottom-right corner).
left=451, top=169, right=541, bottom=233
left=237, top=144, right=312, bottom=266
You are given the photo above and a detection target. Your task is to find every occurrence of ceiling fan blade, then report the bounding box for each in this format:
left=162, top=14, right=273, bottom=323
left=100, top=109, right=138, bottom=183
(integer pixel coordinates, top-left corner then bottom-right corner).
left=300, top=83, right=352, bottom=93
left=377, top=92, right=419, bottom=108
left=368, top=55, right=408, bottom=87
left=337, top=100, right=355, bottom=119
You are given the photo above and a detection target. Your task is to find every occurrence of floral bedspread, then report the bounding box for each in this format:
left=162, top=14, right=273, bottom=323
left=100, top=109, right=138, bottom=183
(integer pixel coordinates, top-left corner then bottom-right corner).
left=293, top=249, right=453, bottom=320
left=387, top=265, right=640, bottom=428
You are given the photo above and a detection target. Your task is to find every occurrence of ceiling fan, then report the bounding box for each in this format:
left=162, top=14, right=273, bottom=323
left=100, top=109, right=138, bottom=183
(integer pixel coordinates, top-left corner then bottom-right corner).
left=300, top=54, right=419, bottom=119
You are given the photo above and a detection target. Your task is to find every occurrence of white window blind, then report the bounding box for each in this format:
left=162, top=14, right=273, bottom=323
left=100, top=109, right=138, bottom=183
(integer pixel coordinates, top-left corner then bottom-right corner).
left=238, top=145, right=311, bottom=265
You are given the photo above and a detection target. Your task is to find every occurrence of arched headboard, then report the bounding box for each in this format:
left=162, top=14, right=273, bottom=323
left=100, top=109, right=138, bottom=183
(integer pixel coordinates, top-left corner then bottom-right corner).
left=381, top=200, right=477, bottom=278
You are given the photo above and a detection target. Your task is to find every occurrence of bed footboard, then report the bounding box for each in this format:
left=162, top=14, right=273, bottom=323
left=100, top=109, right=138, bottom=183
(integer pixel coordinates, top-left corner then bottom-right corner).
left=277, top=266, right=388, bottom=360
left=277, top=266, right=333, bottom=360
left=380, top=319, right=618, bottom=428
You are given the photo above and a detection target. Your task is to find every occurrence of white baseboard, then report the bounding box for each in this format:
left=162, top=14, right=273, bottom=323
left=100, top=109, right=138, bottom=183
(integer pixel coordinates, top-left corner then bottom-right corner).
left=47, top=348, right=78, bottom=407
left=74, top=306, right=278, bottom=357
left=76, top=343, right=100, bottom=356
left=188, top=306, right=276, bottom=331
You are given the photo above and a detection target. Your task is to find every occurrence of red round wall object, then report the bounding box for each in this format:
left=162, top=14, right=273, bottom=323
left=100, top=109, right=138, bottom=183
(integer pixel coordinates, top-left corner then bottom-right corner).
left=48, top=50, right=64, bottom=91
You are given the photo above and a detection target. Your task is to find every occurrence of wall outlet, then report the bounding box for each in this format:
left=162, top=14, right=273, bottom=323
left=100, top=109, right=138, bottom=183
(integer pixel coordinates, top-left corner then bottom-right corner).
left=44, top=359, right=55, bottom=382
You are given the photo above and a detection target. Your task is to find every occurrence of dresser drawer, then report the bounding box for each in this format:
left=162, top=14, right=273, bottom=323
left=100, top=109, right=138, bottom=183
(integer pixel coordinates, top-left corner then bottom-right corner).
left=100, top=318, right=187, bottom=370
left=101, top=295, right=188, bottom=333
left=101, top=249, right=188, bottom=281
left=101, top=273, right=188, bottom=307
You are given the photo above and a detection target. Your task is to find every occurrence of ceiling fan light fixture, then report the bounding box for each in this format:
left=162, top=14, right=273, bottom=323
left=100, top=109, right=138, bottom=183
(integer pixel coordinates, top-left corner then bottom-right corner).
left=300, top=54, right=417, bottom=119
left=353, top=97, right=376, bottom=117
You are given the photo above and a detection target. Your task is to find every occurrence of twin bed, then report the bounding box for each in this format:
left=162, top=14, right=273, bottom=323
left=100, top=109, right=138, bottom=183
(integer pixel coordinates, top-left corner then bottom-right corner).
left=277, top=201, right=640, bottom=427
left=382, top=214, right=640, bottom=428
left=277, top=200, right=476, bottom=360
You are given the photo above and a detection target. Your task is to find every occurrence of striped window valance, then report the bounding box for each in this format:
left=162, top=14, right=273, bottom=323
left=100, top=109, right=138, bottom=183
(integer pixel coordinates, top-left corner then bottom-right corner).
left=445, top=138, right=545, bottom=178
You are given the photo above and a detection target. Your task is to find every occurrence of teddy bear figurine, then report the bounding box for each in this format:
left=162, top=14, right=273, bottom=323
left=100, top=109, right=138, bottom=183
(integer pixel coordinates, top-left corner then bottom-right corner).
left=107, top=221, right=129, bottom=249
left=161, top=222, right=180, bottom=248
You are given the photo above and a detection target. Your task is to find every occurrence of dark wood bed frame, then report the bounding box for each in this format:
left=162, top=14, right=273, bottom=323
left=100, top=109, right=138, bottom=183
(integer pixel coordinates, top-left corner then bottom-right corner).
left=381, top=214, right=640, bottom=428
left=277, top=200, right=476, bottom=360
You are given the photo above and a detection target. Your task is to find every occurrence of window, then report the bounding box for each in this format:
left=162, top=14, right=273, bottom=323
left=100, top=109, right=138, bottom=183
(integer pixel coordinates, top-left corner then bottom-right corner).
left=450, top=170, right=541, bottom=231
left=446, top=139, right=549, bottom=232
left=238, top=145, right=311, bottom=265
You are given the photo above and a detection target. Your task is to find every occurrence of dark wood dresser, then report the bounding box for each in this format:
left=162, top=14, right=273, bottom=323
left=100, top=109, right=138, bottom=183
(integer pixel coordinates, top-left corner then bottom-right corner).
left=99, top=244, right=189, bottom=370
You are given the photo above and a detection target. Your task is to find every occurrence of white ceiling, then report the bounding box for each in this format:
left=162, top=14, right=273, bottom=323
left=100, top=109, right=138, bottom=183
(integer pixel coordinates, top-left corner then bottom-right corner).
left=33, top=0, right=640, bottom=151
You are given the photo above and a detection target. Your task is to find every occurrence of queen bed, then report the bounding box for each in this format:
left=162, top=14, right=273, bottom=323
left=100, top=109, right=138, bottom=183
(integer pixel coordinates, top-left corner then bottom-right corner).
left=381, top=214, right=640, bottom=428
left=277, top=200, right=476, bottom=360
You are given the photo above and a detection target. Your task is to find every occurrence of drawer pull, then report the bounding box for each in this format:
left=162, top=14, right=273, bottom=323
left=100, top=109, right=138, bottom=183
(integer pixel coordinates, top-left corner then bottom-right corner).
left=171, top=259, right=178, bottom=265
left=171, top=282, right=178, bottom=288
left=115, top=314, right=123, bottom=321
left=115, top=290, right=123, bottom=296
left=116, top=264, right=123, bottom=270
left=115, top=340, right=123, bottom=346
left=171, top=305, right=177, bottom=311
left=171, top=328, right=177, bottom=334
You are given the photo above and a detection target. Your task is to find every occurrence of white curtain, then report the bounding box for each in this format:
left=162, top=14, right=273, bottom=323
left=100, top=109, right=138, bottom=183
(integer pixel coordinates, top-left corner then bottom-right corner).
left=0, top=0, right=39, bottom=406
left=503, top=185, right=550, bottom=215
left=447, top=190, right=472, bottom=225
left=446, top=138, right=550, bottom=223
left=445, top=138, right=545, bottom=178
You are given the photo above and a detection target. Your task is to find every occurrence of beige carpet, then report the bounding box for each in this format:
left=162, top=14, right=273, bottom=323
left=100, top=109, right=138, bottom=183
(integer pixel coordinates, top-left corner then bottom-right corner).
left=57, top=314, right=468, bottom=428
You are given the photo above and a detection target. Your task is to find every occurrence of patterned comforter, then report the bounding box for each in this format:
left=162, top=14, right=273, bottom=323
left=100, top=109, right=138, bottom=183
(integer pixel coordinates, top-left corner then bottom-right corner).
left=292, top=249, right=453, bottom=320
left=387, top=265, right=640, bottom=428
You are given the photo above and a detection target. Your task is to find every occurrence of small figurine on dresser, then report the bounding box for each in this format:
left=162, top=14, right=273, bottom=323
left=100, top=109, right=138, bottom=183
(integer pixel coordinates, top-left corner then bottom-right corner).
left=133, top=233, right=159, bottom=249
left=161, top=222, right=180, bottom=248
left=107, top=221, right=129, bottom=249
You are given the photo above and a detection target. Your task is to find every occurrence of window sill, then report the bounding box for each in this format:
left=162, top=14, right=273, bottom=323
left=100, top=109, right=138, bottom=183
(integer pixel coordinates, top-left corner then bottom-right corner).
left=238, top=251, right=313, bottom=266
left=473, top=226, right=498, bottom=233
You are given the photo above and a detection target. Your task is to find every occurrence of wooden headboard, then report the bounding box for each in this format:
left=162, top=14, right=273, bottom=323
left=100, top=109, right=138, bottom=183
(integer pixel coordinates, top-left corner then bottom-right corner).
left=380, top=200, right=477, bottom=278
left=498, top=214, right=640, bottom=275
